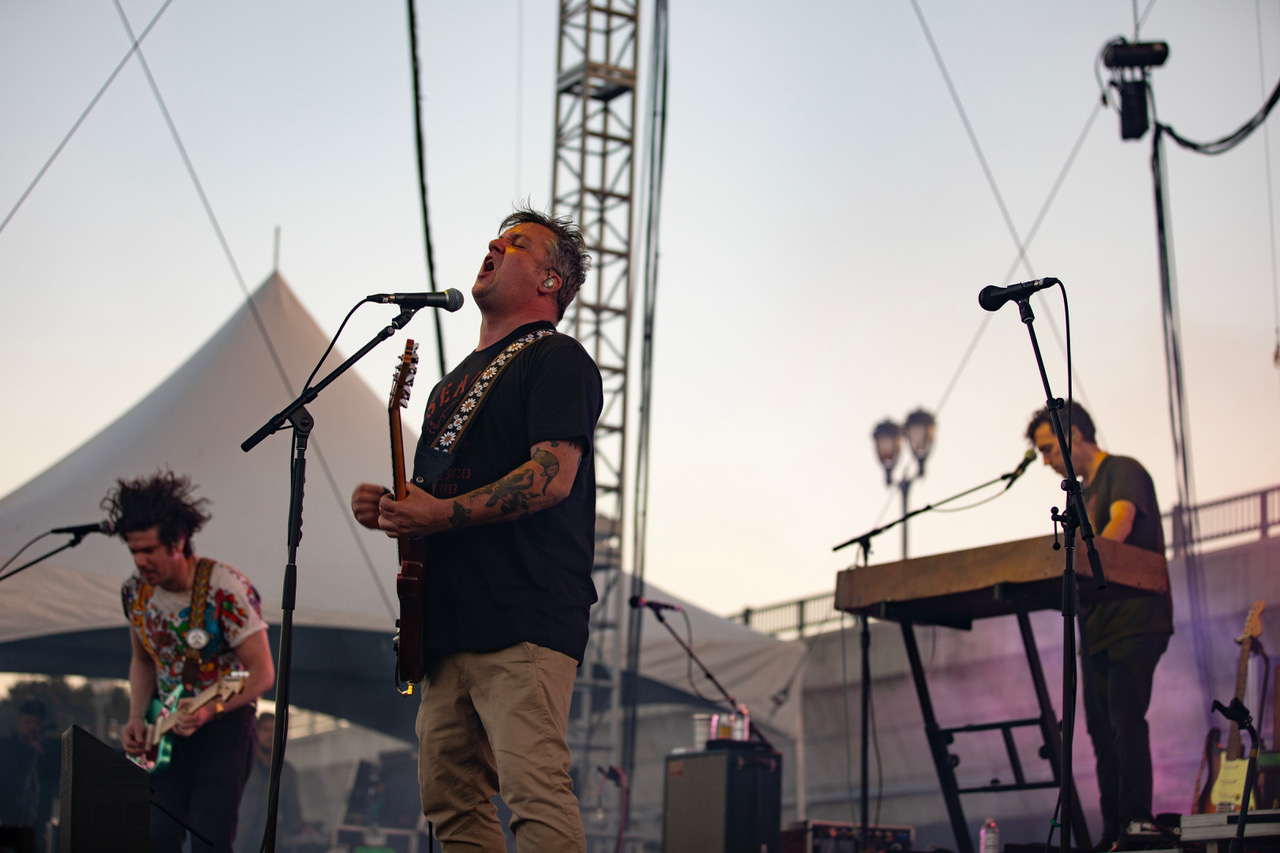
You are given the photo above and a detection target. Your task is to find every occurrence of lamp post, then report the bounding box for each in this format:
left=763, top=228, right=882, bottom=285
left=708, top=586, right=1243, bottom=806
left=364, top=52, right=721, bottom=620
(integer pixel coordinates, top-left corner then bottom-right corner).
left=872, top=408, right=936, bottom=559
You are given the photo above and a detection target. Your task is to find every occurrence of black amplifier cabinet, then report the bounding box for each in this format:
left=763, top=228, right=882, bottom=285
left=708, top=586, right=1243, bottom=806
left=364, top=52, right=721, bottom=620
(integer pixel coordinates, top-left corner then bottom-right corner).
left=662, top=741, right=782, bottom=853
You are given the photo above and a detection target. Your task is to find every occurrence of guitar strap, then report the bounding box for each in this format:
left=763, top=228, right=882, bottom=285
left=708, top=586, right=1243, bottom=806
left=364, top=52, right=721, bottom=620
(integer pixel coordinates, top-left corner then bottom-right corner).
left=180, top=558, right=214, bottom=691
left=412, top=327, right=558, bottom=488
left=130, top=556, right=215, bottom=694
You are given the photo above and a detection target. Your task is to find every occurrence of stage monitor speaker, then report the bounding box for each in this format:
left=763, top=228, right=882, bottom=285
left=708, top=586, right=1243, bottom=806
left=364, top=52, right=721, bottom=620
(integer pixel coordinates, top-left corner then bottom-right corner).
left=59, top=725, right=150, bottom=853
left=662, top=742, right=782, bottom=853
left=0, top=826, right=37, bottom=853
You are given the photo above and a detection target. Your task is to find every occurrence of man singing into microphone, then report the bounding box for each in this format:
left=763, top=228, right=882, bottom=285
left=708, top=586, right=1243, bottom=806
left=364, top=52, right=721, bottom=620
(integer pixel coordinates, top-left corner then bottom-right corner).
left=1026, top=403, right=1172, bottom=850
left=351, top=206, right=602, bottom=852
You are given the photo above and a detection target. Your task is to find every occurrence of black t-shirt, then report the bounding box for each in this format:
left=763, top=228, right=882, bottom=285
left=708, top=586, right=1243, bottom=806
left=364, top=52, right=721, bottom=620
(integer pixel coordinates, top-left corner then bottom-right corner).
left=1080, top=454, right=1174, bottom=654
left=410, top=322, right=603, bottom=662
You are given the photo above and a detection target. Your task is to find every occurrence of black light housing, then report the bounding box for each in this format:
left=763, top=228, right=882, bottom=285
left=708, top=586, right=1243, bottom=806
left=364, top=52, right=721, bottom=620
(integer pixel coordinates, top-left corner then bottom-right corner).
left=1119, top=80, right=1150, bottom=140
left=1103, top=41, right=1169, bottom=69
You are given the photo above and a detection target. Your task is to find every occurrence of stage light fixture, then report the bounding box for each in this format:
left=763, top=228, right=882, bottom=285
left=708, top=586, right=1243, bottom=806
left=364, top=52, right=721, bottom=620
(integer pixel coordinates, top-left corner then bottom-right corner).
left=1119, top=80, right=1150, bottom=140
left=1102, top=39, right=1168, bottom=141
left=1103, top=41, right=1169, bottom=69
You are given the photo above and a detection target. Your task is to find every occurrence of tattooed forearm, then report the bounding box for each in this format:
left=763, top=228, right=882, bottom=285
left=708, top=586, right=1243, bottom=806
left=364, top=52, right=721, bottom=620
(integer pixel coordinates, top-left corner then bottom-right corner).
left=531, top=448, right=561, bottom=495
left=478, top=469, right=537, bottom=516
left=447, top=501, right=471, bottom=530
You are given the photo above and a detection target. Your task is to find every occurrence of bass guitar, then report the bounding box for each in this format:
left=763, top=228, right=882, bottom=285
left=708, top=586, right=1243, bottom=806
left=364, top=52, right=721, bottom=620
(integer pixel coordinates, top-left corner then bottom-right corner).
left=131, top=671, right=247, bottom=772
left=389, top=340, right=426, bottom=693
left=1193, top=599, right=1265, bottom=813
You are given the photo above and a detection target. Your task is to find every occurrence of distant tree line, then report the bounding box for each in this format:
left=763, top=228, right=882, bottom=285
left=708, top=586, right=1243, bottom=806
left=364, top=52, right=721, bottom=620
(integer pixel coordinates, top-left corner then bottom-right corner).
left=0, top=675, right=131, bottom=745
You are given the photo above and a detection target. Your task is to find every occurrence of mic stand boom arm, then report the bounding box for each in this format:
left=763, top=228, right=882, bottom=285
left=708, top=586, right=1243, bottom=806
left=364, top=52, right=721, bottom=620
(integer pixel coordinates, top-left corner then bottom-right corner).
left=240, top=305, right=418, bottom=853
left=640, top=606, right=775, bottom=751
left=831, top=463, right=1024, bottom=555
left=0, top=531, right=96, bottom=585
left=241, top=307, right=418, bottom=453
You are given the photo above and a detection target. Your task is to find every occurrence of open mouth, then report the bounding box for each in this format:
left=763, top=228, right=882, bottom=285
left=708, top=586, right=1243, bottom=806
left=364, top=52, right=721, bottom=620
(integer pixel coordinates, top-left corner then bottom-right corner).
left=483, top=257, right=496, bottom=273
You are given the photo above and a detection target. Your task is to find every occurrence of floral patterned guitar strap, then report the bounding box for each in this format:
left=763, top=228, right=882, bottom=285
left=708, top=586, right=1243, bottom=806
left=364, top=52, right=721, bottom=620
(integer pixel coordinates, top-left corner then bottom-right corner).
left=179, top=557, right=215, bottom=691
left=412, top=328, right=558, bottom=488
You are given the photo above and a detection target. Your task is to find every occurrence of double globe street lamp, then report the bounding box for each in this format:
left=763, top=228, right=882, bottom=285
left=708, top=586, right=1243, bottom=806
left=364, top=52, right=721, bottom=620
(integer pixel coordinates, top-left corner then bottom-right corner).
left=872, top=408, right=936, bottom=560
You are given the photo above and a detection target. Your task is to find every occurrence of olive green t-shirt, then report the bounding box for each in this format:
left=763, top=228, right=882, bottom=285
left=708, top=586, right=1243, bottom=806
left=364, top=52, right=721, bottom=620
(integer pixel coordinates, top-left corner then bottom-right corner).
left=1079, top=454, right=1174, bottom=655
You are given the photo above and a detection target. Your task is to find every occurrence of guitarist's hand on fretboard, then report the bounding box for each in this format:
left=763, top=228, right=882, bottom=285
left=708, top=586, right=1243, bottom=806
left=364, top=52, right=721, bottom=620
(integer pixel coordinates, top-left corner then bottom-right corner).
left=351, top=482, right=393, bottom=531
left=376, top=482, right=445, bottom=538
left=170, top=698, right=213, bottom=736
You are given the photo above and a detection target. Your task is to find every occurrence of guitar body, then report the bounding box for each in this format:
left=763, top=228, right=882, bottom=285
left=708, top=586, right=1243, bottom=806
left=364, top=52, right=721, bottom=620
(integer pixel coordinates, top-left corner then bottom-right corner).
left=1209, top=756, right=1255, bottom=813
left=395, top=537, right=427, bottom=685
left=1191, top=601, right=1266, bottom=813
left=137, top=693, right=178, bottom=772
left=1193, top=726, right=1222, bottom=814
left=388, top=341, right=426, bottom=690
left=130, top=674, right=246, bottom=772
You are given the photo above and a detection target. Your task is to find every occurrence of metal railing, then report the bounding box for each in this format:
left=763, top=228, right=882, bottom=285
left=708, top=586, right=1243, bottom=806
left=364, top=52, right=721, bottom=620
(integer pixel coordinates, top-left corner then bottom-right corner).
left=1167, top=486, right=1277, bottom=553
left=731, top=484, right=1280, bottom=637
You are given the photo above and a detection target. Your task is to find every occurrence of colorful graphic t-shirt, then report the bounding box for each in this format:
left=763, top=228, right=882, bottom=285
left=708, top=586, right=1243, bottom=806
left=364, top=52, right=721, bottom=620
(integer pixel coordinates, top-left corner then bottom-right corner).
left=121, top=561, right=267, bottom=696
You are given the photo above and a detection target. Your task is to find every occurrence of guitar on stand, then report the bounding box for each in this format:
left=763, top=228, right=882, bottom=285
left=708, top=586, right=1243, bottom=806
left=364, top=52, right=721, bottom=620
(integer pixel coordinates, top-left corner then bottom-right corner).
left=389, top=340, right=426, bottom=694
left=1193, top=600, right=1266, bottom=813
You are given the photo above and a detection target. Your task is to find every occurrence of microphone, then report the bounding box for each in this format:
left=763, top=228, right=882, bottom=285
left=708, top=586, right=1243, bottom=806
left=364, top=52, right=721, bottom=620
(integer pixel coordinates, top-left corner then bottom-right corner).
left=629, top=595, right=683, bottom=612
left=977, top=278, right=1060, bottom=312
left=1003, top=449, right=1037, bottom=491
left=51, top=521, right=114, bottom=536
left=366, top=289, right=465, bottom=312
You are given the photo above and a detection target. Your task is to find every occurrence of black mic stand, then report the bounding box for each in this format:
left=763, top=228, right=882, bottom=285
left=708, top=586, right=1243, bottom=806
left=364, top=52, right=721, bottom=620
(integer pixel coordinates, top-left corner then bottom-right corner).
left=832, top=459, right=1037, bottom=853
left=1212, top=697, right=1261, bottom=853
left=0, top=530, right=100, bottom=584
left=632, top=601, right=775, bottom=751
left=241, top=305, right=419, bottom=853
left=1006, top=295, right=1108, bottom=853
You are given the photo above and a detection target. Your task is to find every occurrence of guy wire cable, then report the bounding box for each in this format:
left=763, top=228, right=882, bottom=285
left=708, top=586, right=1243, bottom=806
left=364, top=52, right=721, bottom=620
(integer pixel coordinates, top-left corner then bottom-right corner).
left=113, top=0, right=395, bottom=618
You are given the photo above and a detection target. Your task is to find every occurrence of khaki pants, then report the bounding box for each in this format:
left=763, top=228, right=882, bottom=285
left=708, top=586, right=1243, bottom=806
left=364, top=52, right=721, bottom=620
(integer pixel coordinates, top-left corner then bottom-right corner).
left=415, top=642, right=586, bottom=853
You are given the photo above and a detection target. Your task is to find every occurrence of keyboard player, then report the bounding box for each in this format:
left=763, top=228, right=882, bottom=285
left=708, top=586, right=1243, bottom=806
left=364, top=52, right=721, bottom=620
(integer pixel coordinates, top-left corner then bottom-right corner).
left=1026, top=402, right=1172, bottom=851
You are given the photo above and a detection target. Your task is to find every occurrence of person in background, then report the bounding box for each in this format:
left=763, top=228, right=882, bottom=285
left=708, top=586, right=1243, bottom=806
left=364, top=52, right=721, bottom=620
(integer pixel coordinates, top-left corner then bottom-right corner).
left=0, top=698, right=61, bottom=849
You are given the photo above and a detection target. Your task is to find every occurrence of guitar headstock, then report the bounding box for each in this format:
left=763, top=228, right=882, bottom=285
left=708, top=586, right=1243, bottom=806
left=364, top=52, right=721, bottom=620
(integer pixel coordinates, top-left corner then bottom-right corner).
left=389, top=340, right=419, bottom=413
left=1241, top=600, right=1266, bottom=642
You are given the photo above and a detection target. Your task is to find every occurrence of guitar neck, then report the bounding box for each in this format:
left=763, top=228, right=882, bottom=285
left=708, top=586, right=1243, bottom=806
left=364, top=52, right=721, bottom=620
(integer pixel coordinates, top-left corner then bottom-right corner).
left=390, top=412, right=408, bottom=500
left=1226, top=637, right=1253, bottom=759
left=152, top=680, right=224, bottom=740
left=387, top=340, right=417, bottom=503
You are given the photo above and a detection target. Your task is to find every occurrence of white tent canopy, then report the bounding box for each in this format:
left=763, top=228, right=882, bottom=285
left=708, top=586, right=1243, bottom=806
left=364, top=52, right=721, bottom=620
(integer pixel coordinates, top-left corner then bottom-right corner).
left=0, top=274, right=804, bottom=744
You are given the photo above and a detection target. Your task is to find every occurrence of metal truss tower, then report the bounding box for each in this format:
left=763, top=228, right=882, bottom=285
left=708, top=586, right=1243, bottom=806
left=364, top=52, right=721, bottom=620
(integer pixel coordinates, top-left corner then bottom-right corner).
left=551, top=0, right=638, bottom=846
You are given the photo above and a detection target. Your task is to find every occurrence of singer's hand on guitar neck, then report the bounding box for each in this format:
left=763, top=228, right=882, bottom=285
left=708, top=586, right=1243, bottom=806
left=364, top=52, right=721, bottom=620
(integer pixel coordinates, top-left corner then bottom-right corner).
left=351, top=482, right=392, bottom=530
left=377, top=482, right=450, bottom=537
left=362, top=438, right=586, bottom=537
